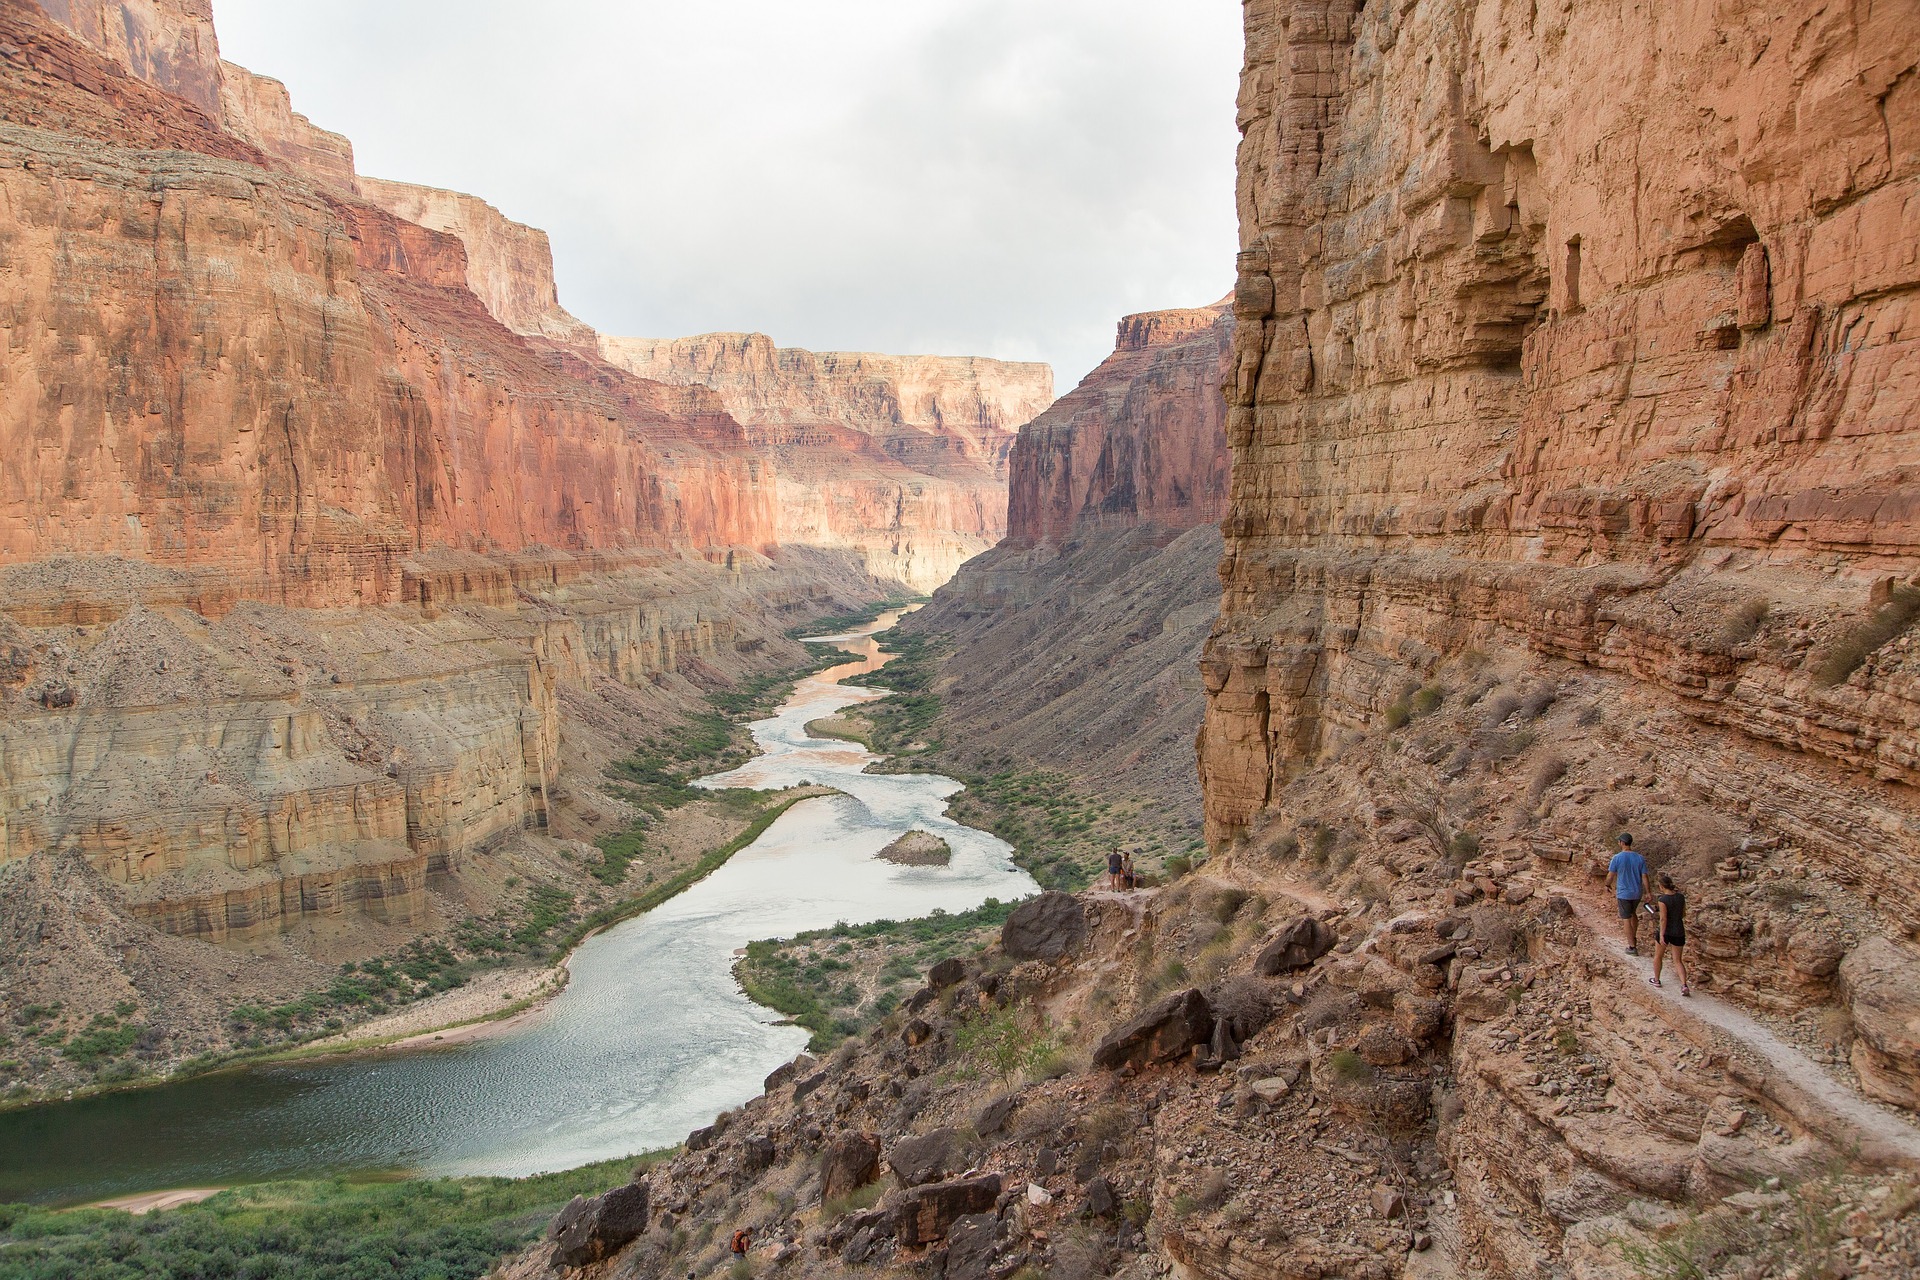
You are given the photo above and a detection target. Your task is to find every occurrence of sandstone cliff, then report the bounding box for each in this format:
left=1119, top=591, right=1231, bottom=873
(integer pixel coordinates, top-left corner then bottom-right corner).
left=904, top=303, right=1232, bottom=821
left=217, top=59, right=358, bottom=193
left=1186, top=0, right=1920, bottom=1272
left=600, top=333, right=1055, bottom=591
left=357, top=177, right=598, bottom=348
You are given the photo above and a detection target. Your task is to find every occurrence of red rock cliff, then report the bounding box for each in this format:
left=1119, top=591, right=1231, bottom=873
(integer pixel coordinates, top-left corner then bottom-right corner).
left=1207, top=0, right=1920, bottom=856
left=357, top=177, right=598, bottom=349
left=600, top=333, right=1055, bottom=590
left=0, top=1, right=777, bottom=609
left=1003, top=302, right=1232, bottom=549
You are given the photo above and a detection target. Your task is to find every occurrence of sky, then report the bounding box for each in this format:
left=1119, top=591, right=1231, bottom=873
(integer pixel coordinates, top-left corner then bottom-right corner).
left=213, top=1, right=1243, bottom=390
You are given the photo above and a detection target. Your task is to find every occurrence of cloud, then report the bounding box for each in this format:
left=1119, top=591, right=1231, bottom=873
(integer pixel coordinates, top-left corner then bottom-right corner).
left=213, top=0, right=1242, bottom=387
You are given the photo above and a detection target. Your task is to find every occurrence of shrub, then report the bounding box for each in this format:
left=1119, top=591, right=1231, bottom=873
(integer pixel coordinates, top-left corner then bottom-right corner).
left=1164, top=854, right=1193, bottom=879
left=1410, top=685, right=1444, bottom=717
left=1383, top=697, right=1412, bottom=730
left=1813, top=586, right=1920, bottom=686
left=820, top=1180, right=883, bottom=1219
left=1527, top=756, right=1569, bottom=801
left=953, top=1006, right=1059, bottom=1082
left=1328, top=1049, right=1372, bottom=1082
left=1554, top=1026, right=1581, bottom=1055
left=1448, top=831, right=1481, bottom=864
left=1716, top=597, right=1770, bottom=649
left=1481, top=691, right=1523, bottom=726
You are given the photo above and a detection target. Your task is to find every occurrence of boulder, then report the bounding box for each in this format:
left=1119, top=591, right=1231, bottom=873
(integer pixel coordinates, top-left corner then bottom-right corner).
left=1001, top=892, right=1088, bottom=961
left=896, top=1174, right=1003, bottom=1246
left=1254, top=916, right=1337, bottom=975
left=793, top=1069, right=830, bottom=1101
left=975, top=1094, right=1019, bottom=1136
left=1370, top=1184, right=1405, bottom=1220
left=740, top=1134, right=776, bottom=1174
left=945, top=1212, right=1004, bottom=1280
left=902, top=1018, right=933, bottom=1047
left=1393, top=992, right=1446, bottom=1043
left=1092, top=988, right=1215, bottom=1071
left=887, top=1127, right=960, bottom=1187
left=549, top=1181, right=650, bottom=1268
left=1250, top=1075, right=1293, bottom=1103
left=1839, top=938, right=1920, bottom=1109
left=1083, top=1176, right=1117, bottom=1217
left=820, top=1132, right=881, bottom=1201
left=928, top=957, right=967, bottom=989
left=684, top=1124, right=719, bottom=1152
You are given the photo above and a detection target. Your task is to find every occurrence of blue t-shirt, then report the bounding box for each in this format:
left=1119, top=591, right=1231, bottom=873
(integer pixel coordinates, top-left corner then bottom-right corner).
left=1609, top=850, right=1648, bottom=900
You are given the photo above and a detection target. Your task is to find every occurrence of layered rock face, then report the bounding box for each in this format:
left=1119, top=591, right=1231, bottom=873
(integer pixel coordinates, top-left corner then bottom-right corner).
left=217, top=59, right=358, bottom=193
left=601, top=333, right=1055, bottom=591
left=906, top=304, right=1232, bottom=819
left=1192, top=0, right=1920, bottom=1272
left=1206, top=0, right=1920, bottom=859
left=0, top=0, right=835, bottom=974
left=1003, top=302, right=1232, bottom=549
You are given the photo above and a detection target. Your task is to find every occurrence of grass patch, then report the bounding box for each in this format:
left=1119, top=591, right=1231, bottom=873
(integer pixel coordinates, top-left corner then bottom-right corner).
left=1813, top=586, right=1920, bottom=686
left=0, top=1155, right=664, bottom=1280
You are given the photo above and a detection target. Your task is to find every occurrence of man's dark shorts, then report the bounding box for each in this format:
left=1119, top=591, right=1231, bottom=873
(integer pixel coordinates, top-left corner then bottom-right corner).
left=1617, top=897, right=1641, bottom=919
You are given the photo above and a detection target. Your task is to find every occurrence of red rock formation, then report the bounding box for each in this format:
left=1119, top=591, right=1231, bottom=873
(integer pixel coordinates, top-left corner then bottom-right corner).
left=217, top=59, right=358, bottom=193
left=28, top=0, right=220, bottom=116
left=357, top=177, right=598, bottom=348
left=601, top=333, right=1054, bottom=590
left=1203, top=0, right=1920, bottom=1269
left=0, top=1, right=801, bottom=954
left=1003, top=302, right=1231, bottom=549
left=0, top=1, right=777, bottom=610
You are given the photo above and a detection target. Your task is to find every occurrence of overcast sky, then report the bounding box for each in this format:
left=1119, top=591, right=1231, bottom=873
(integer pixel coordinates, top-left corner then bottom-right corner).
left=213, top=1, right=1243, bottom=389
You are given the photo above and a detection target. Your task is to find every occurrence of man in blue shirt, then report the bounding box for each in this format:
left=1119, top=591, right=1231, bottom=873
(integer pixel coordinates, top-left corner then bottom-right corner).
left=1607, top=833, right=1650, bottom=955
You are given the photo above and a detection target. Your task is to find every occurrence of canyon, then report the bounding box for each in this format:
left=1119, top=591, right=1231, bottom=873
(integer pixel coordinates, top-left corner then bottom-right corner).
left=485, top=3, right=1920, bottom=1280
left=4, top=1, right=1919, bottom=1279
left=0, top=0, right=1049, bottom=1097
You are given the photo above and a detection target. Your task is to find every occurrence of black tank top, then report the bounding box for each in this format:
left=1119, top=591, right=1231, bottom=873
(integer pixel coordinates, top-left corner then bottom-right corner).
left=1657, top=893, right=1685, bottom=938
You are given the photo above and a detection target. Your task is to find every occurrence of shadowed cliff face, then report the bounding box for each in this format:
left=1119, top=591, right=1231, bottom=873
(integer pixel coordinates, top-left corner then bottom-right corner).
left=599, top=333, right=1056, bottom=593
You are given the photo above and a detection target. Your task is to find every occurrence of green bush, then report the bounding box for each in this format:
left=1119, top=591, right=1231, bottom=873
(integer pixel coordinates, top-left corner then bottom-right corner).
left=1410, top=685, right=1444, bottom=717
left=1383, top=698, right=1411, bottom=730
left=0, top=1157, right=654, bottom=1280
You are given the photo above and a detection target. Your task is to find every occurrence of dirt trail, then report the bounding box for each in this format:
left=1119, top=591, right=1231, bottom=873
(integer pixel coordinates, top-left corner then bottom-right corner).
left=1558, top=883, right=1920, bottom=1170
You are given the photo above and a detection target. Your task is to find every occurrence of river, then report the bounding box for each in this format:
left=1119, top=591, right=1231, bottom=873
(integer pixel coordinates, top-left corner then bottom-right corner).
left=0, top=610, right=1036, bottom=1206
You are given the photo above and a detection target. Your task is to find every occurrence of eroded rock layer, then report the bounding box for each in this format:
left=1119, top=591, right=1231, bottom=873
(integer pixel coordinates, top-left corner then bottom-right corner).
left=600, top=333, right=1055, bottom=591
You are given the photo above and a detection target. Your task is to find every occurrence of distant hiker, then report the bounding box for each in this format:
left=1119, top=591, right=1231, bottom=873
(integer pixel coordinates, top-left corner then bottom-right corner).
left=729, top=1227, right=752, bottom=1257
left=1121, top=851, right=1137, bottom=891
left=1106, top=848, right=1125, bottom=891
left=1649, top=872, right=1691, bottom=995
left=1606, top=833, right=1649, bottom=955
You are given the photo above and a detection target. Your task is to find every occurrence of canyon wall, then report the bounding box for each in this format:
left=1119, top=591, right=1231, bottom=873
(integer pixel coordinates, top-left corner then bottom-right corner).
left=905, top=304, right=1232, bottom=822
left=0, top=0, right=847, bottom=989
left=601, top=333, right=1055, bottom=591
left=1193, top=0, right=1920, bottom=1272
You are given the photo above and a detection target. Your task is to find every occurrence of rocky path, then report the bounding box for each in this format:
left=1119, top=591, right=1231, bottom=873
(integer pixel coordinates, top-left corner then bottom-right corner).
left=1558, top=884, right=1920, bottom=1171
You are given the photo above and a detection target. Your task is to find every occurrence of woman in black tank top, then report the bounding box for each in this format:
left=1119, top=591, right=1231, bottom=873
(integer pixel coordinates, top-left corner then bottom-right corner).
left=1650, top=871, right=1691, bottom=996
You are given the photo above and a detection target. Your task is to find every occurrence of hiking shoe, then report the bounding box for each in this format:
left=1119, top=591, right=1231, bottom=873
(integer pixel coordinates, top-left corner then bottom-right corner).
left=1625, top=946, right=1638, bottom=956
left=1649, top=977, right=1662, bottom=987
